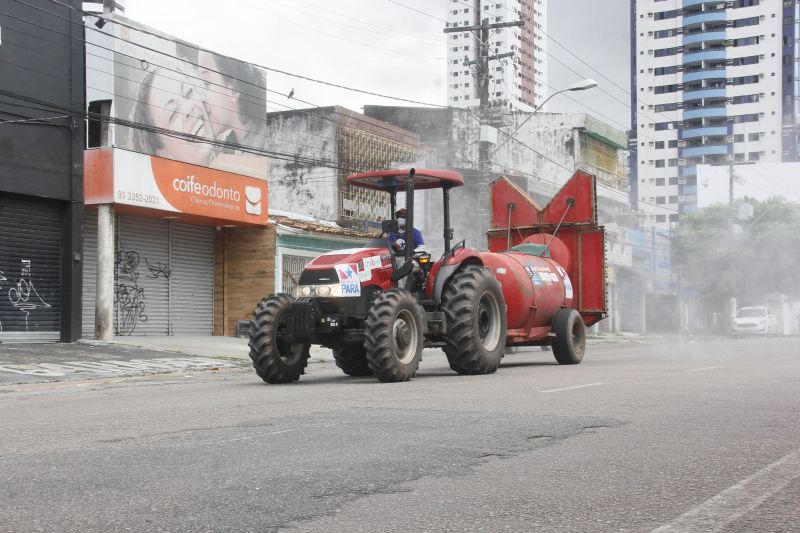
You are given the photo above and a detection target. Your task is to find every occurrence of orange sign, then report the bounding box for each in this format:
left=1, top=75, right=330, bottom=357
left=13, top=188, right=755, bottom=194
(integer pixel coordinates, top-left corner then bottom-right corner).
left=84, top=148, right=268, bottom=226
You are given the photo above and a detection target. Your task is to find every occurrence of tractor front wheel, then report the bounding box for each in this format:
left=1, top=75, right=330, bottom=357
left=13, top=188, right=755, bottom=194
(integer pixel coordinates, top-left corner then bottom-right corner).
left=248, top=294, right=310, bottom=383
left=364, top=289, right=424, bottom=382
left=442, top=265, right=507, bottom=375
left=332, top=343, right=373, bottom=376
left=551, top=309, right=586, bottom=365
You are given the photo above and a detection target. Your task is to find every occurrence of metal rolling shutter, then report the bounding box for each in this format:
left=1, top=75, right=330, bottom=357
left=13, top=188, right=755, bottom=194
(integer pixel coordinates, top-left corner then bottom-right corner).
left=81, top=211, right=97, bottom=338
left=169, top=223, right=214, bottom=335
left=116, top=216, right=170, bottom=336
left=0, top=197, right=62, bottom=342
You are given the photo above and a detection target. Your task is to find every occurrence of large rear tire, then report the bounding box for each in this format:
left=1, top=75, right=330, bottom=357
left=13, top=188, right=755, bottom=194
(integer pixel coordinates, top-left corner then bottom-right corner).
left=332, top=343, right=373, bottom=376
left=248, top=294, right=310, bottom=383
left=551, top=309, right=585, bottom=365
left=364, top=289, right=424, bottom=382
left=441, top=265, right=507, bottom=375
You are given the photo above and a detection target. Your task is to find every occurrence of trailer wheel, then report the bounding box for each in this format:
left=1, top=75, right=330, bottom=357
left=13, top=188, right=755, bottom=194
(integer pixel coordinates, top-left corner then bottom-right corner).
left=248, top=294, right=310, bottom=383
left=442, top=265, right=507, bottom=375
left=332, top=343, right=373, bottom=376
left=364, top=289, right=424, bottom=382
left=551, top=309, right=585, bottom=365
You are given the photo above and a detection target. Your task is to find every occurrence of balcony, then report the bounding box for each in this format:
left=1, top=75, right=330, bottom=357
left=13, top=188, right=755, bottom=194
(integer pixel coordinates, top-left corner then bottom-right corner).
left=683, top=87, right=726, bottom=101
left=682, top=126, right=728, bottom=139
left=680, top=166, right=698, bottom=177
left=683, top=31, right=727, bottom=46
left=683, top=68, right=727, bottom=83
left=683, top=12, right=727, bottom=27
left=683, top=0, right=726, bottom=7
left=683, top=50, right=726, bottom=64
left=680, top=184, right=698, bottom=195
left=682, top=106, right=727, bottom=120
left=682, top=144, right=729, bottom=157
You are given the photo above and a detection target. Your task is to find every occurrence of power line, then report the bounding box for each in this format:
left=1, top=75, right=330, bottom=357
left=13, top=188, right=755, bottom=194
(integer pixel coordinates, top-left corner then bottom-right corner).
left=34, top=0, right=447, bottom=108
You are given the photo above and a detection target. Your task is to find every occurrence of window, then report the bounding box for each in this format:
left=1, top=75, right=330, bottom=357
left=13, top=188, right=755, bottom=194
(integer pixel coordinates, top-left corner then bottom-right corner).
left=731, top=94, right=759, bottom=104
left=730, top=56, right=760, bottom=67
left=655, top=46, right=680, bottom=57
left=732, top=16, right=760, bottom=28
left=655, top=122, right=675, bottom=131
left=656, top=215, right=667, bottom=223
left=655, top=160, right=665, bottom=168
left=654, top=28, right=679, bottom=39
left=655, top=141, right=665, bottom=149
left=669, top=214, right=679, bottom=223
left=655, top=103, right=681, bottom=112
left=734, top=134, right=745, bottom=142
left=735, top=114, right=760, bottom=123
left=669, top=177, right=679, bottom=185
left=656, top=178, right=666, bottom=186
left=732, top=36, right=760, bottom=47
left=668, top=140, right=678, bottom=148
left=668, top=158, right=678, bottom=167
left=655, top=84, right=680, bottom=94
left=748, top=132, right=760, bottom=141
left=669, top=195, right=679, bottom=203
left=748, top=151, right=761, bottom=161
left=656, top=197, right=666, bottom=205
left=654, top=9, right=679, bottom=20
left=732, top=75, right=759, bottom=86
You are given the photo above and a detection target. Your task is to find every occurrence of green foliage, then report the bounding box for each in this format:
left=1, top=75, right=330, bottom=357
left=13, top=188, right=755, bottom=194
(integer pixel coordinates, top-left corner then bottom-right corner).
left=674, top=198, right=800, bottom=313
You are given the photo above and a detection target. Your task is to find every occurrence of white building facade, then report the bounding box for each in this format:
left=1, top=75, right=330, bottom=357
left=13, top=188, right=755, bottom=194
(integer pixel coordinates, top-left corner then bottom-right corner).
left=631, top=0, right=800, bottom=223
left=446, top=0, right=548, bottom=111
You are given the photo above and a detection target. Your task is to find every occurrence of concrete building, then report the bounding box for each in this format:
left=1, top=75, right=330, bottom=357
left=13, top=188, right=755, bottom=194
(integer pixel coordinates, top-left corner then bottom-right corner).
left=446, top=0, right=548, bottom=111
left=265, top=106, right=422, bottom=227
left=0, top=0, right=85, bottom=342
left=631, top=0, right=800, bottom=222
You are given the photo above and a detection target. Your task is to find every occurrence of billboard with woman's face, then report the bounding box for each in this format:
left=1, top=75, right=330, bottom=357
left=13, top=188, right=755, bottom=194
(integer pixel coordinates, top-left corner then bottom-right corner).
left=107, top=16, right=268, bottom=179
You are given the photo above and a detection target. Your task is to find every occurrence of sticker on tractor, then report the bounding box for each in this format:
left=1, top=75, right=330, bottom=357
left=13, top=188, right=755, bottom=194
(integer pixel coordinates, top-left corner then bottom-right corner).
left=341, top=282, right=361, bottom=296
left=335, top=264, right=361, bottom=297
left=359, top=269, right=372, bottom=282
left=335, top=264, right=359, bottom=282
left=563, top=274, right=574, bottom=299
left=496, top=267, right=507, bottom=275
left=363, top=256, right=382, bottom=270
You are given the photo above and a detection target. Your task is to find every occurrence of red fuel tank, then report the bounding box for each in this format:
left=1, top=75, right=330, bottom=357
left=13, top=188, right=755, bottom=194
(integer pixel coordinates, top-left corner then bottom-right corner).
left=479, top=251, right=574, bottom=333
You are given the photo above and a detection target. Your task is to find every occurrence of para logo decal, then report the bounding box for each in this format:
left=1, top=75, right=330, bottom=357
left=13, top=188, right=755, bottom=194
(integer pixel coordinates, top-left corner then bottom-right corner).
left=335, top=264, right=361, bottom=297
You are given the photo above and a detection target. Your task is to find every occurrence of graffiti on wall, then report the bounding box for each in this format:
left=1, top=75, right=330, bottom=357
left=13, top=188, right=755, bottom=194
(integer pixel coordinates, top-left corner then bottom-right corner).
left=113, top=246, right=171, bottom=335
left=0, top=260, right=52, bottom=332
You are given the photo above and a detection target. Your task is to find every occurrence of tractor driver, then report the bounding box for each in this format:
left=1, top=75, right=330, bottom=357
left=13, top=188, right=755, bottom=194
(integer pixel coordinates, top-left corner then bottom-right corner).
left=388, top=208, right=425, bottom=253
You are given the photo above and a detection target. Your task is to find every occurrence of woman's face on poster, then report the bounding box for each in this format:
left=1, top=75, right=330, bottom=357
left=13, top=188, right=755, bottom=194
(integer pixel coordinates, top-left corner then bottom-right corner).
left=148, top=72, right=216, bottom=166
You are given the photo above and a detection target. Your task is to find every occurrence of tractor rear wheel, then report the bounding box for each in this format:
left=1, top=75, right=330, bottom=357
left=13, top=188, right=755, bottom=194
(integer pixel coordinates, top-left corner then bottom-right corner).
left=551, top=309, right=586, bottom=365
left=364, top=289, right=424, bottom=382
left=248, top=294, right=310, bottom=383
left=332, top=343, right=373, bottom=376
left=441, top=265, right=507, bottom=375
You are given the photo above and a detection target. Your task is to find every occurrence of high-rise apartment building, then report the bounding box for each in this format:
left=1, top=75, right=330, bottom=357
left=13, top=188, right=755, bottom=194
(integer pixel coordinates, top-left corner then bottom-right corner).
left=630, top=0, right=799, bottom=223
left=446, top=0, right=548, bottom=111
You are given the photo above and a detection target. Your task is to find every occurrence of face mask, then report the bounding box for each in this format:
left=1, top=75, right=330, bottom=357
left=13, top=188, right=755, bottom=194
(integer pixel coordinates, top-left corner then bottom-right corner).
left=397, top=217, right=406, bottom=227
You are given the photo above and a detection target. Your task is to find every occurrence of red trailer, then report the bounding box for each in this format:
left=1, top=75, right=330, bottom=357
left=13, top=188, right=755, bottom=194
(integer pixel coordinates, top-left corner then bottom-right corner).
left=248, top=168, right=607, bottom=384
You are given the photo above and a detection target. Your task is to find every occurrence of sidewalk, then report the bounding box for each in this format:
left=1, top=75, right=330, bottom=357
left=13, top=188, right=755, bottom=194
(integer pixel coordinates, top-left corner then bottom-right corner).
left=0, top=332, right=653, bottom=386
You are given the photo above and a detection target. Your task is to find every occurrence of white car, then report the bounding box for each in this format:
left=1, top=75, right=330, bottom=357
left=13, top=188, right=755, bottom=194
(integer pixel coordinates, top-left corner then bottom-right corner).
left=730, top=307, right=777, bottom=335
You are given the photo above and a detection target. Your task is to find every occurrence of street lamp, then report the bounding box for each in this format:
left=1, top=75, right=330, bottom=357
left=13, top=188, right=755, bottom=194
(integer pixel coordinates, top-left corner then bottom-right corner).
left=491, top=78, right=598, bottom=156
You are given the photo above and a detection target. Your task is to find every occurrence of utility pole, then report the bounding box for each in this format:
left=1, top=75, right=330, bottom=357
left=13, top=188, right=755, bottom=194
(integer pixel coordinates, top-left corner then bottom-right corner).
left=444, top=14, right=522, bottom=172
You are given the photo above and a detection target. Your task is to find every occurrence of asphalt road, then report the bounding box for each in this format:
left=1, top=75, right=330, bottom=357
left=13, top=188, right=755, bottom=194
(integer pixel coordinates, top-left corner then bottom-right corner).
left=1, top=336, right=798, bottom=532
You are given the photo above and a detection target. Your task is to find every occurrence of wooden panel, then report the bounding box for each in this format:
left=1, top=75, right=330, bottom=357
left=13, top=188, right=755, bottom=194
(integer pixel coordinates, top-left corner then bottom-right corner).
left=214, top=225, right=276, bottom=336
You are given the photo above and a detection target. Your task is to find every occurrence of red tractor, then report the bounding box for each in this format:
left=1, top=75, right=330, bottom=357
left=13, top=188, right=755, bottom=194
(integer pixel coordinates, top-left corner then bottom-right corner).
left=249, top=168, right=606, bottom=383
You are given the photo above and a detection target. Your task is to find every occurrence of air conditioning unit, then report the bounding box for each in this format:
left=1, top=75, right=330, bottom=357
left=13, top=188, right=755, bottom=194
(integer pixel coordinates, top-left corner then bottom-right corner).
left=725, top=136, right=734, bottom=143
left=678, top=177, right=687, bottom=184
left=678, top=159, right=686, bottom=165
left=678, top=140, right=686, bottom=147
left=679, top=195, right=686, bottom=202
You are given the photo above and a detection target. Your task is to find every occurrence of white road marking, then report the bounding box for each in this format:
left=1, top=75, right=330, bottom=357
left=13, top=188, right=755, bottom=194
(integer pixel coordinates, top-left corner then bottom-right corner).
left=0, top=357, right=232, bottom=377
left=766, top=356, right=788, bottom=361
left=652, top=447, right=800, bottom=532
left=688, top=366, right=724, bottom=373
left=540, top=382, right=605, bottom=393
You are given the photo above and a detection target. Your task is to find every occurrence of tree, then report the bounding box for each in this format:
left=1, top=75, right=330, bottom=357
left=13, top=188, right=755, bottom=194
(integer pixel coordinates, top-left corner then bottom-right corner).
left=674, top=198, right=800, bottom=316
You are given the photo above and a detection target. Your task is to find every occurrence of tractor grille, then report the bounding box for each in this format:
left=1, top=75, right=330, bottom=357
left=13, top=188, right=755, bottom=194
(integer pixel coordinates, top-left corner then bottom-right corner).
left=299, top=268, right=338, bottom=285
left=292, top=298, right=317, bottom=341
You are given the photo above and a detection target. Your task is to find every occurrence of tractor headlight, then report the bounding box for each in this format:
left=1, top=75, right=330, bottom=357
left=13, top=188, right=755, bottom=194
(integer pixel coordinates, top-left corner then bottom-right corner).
left=315, top=285, right=332, bottom=297
left=299, top=286, right=313, bottom=297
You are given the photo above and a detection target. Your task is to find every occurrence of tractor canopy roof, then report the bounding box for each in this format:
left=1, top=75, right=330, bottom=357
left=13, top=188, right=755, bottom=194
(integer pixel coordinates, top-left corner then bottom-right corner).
left=346, top=169, right=464, bottom=191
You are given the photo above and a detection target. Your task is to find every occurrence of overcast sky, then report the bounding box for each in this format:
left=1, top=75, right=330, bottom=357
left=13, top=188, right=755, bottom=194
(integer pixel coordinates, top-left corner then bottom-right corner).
left=124, top=0, right=631, bottom=132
